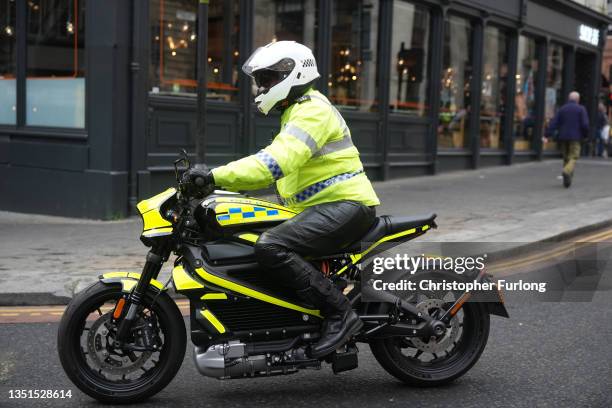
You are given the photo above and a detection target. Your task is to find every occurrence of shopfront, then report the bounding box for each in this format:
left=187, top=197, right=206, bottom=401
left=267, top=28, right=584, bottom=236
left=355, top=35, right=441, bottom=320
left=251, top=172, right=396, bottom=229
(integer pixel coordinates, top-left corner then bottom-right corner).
left=0, top=0, right=609, bottom=218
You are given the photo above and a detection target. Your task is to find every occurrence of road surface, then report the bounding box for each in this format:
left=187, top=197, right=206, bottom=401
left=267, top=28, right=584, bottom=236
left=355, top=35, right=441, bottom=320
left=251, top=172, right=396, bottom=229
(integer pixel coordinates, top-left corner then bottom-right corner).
left=1, top=228, right=611, bottom=407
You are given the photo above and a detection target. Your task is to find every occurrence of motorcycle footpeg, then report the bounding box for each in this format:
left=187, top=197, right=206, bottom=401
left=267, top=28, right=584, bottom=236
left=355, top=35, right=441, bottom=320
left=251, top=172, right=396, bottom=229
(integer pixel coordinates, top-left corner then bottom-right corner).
left=331, top=346, right=359, bottom=374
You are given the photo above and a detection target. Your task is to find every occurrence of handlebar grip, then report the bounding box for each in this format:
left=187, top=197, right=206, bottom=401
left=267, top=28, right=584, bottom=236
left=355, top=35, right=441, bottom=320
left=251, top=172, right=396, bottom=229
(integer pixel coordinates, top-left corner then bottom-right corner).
left=194, top=176, right=207, bottom=187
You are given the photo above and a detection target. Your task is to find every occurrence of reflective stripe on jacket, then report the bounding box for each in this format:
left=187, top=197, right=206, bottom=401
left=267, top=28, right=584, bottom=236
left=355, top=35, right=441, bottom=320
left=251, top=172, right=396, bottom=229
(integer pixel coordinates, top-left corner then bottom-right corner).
left=211, top=88, right=380, bottom=211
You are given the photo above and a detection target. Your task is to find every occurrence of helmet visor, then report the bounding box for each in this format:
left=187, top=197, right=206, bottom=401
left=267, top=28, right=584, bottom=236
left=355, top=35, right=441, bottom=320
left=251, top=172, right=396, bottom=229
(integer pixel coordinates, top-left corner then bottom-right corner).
left=241, top=47, right=263, bottom=76
left=253, top=70, right=283, bottom=89
left=250, top=58, right=296, bottom=90
left=242, top=53, right=296, bottom=78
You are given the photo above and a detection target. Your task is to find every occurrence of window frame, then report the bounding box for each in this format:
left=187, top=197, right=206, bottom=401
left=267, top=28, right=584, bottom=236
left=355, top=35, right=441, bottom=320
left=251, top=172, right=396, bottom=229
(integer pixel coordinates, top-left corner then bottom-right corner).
left=0, top=0, right=88, bottom=135
left=436, top=12, right=477, bottom=152
left=479, top=23, right=512, bottom=152
left=387, top=0, right=433, bottom=118
left=327, top=0, right=384, bottom=113
left=512, top=32, right=546, bottom=154
left=542, top=40, right=568, bottom=151
left=0, top=0, right=17, bottom=126
left=148, top=0, right=241, bottom=102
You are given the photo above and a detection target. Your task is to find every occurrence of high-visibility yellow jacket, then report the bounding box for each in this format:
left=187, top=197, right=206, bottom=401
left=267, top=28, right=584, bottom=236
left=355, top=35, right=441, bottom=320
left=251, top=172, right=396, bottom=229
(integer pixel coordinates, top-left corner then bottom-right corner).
left=211, top=88, right=380, bottom=211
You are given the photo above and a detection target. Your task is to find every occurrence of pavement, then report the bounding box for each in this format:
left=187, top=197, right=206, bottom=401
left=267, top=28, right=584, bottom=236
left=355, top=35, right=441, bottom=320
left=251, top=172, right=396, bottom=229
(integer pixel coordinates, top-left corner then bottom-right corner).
left=2, top=158, right=612, bottom=304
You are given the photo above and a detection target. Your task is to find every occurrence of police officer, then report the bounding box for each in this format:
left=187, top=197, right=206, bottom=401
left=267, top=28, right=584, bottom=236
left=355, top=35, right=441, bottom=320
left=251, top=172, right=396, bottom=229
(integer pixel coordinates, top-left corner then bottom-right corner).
left=184, top=41, right=380, bottom=358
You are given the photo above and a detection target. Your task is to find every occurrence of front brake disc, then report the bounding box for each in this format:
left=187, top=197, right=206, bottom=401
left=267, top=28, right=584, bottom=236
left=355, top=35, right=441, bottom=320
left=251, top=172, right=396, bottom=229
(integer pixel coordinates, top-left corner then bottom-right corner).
left=86, top=314, right=152, bottom=375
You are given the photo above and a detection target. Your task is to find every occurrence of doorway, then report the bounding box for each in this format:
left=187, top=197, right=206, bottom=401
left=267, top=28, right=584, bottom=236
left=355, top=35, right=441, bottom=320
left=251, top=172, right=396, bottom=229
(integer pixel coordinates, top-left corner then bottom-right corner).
left=574, top=50, right=596, bottom=155
left=574, top=51, right=596, bottom=113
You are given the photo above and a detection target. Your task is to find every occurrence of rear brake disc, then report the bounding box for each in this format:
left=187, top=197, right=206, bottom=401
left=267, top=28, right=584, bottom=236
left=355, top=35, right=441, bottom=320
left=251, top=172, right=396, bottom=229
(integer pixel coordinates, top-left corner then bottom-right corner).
left=410, top=298, right=459, bottom=354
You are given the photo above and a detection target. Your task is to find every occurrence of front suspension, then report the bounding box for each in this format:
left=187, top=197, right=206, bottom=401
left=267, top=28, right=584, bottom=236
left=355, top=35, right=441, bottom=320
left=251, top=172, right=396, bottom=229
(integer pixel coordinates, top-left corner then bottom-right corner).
left=114, top=251, right=165, bottom=344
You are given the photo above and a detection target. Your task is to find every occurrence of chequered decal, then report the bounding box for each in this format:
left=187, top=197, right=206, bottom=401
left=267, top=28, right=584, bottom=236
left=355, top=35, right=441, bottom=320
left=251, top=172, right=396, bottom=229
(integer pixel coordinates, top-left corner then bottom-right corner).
left=302, top=59, right=315, bottom=68
left=255, top=150, right=284, bottom=180
left=284, top=170, right=364, bottom=205
left=216, top=206, right=281, bottom=222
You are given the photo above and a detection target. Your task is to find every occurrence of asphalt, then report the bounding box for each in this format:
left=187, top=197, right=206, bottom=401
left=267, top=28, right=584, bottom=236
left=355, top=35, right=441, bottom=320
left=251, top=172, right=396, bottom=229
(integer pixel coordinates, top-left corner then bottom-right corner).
left=2, top=158, right=612, bottom=304
left=0, top=265, right=610, bottom=408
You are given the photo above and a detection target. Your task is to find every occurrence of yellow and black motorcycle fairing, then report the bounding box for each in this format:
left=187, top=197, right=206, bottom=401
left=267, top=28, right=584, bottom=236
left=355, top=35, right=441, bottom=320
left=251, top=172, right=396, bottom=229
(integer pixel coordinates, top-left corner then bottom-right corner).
left=125, top=187, right=439, bottom=347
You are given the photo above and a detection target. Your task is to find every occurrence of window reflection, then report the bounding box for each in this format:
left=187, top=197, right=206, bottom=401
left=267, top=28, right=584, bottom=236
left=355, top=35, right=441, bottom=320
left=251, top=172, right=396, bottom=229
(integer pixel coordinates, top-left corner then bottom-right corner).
left=513, top=36, right=538, bottom=152
left=253, top=0, right=318, bottom=50
left=0, top=0, right=16, bottom=125
left=389, top=1, right=430, bottom=116
left=480, top=26, right=509, bottom=149
left=543, top=43, right=564, bottom=151
left=438, top=15, right=473, bottom=149
left=149, top=0, right=240, bottom=102
left=329, top=0, right=379, bottom=111
left=26, top=0, right=86, bottom=128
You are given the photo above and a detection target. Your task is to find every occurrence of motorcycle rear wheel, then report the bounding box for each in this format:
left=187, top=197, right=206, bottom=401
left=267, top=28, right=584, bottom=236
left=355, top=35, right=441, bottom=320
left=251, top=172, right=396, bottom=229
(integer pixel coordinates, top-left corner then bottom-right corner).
left=57, top=281, right=186, bottom=403
left=369, top=272, right=490, bottom=387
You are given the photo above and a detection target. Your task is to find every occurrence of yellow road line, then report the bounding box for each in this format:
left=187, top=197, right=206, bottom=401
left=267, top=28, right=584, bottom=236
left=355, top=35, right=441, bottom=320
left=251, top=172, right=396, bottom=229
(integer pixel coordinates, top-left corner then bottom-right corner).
left=576, top=229, right=612, bottom=242
left=491, top=244, right=582, bottom=273
left=491, top=243, right=576, bottom=271
left=0, top=308, right=65, bottom=313
left=490, top=230, right=612, bottom=273
left=0, top=300, right=191, bottom=316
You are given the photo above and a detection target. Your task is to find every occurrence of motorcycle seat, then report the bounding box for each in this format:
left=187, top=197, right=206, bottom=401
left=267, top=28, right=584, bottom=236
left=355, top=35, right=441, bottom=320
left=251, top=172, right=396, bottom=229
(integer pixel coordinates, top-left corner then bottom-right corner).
left=344, top=213, right=437, bottom=252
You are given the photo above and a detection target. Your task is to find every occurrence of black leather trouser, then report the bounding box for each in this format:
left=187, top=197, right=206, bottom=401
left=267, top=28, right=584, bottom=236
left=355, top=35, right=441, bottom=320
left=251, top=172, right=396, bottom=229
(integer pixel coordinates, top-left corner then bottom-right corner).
left=254, top=200, right=376, bottom=316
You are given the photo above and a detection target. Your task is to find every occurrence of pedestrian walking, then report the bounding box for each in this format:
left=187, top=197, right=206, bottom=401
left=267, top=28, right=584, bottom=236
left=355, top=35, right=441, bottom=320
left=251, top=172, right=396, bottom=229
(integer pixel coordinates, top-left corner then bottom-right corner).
left=596, top=103, right=609, bottom=158
left=545, top=91, right=590, bottom=188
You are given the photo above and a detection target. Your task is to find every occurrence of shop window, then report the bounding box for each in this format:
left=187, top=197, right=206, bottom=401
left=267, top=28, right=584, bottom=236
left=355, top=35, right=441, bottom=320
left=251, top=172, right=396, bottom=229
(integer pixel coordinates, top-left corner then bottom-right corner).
left=388, top=1, right=430, bottom=116
left=329, top=0, right=379, bottom=112
left=438, top=15, right=473, bottom=149
left=149, top=0, right=240, bottom=102
left=480, top=26, right=509, bottom=149
left=26, top=0, right=86, bottom=128
left=0, top=0, right=16, bottom=125
left=253, top=0, right=318, bottom=50
left=513, top=35, right=539, bottom=152
left=543, top=43, right=564, bottom=151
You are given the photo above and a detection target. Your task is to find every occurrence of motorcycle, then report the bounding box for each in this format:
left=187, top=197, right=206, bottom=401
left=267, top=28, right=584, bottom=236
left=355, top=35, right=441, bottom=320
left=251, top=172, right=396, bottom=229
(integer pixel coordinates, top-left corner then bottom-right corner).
left=57, top=151, right=509, bottom=403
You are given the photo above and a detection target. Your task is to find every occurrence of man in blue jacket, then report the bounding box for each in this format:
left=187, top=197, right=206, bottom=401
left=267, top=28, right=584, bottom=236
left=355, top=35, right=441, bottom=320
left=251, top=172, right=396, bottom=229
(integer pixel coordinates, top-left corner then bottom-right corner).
left=545, top=91, right=590, bottom=188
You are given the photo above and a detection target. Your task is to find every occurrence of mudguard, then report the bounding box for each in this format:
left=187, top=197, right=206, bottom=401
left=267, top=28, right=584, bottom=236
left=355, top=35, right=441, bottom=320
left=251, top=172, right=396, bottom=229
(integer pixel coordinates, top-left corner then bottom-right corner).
left=99, top=272, right=167, bottom=293
left=472, top=286, right=510, bottom=318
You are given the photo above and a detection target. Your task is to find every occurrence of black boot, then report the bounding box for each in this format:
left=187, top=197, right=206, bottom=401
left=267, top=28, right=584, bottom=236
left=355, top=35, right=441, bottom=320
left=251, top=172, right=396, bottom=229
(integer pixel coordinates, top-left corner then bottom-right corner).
left=296, top=271, right=364, bottom=359
left=309, top=308, right=363, bottom=358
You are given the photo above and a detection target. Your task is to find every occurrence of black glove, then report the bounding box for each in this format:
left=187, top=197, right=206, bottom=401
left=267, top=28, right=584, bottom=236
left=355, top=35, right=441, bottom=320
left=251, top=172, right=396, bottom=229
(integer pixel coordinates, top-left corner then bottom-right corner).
left=180, top=164, right=215, bottom=198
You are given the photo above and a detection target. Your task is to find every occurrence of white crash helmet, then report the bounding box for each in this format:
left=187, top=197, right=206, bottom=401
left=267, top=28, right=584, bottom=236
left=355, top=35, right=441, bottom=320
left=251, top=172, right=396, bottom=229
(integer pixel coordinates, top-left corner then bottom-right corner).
left=242, top=41, right=320, bottom=115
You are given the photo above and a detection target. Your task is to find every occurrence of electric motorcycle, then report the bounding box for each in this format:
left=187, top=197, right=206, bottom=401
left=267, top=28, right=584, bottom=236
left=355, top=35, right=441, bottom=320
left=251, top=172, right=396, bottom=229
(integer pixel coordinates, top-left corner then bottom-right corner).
left=57, top=151, right=509, bottom=404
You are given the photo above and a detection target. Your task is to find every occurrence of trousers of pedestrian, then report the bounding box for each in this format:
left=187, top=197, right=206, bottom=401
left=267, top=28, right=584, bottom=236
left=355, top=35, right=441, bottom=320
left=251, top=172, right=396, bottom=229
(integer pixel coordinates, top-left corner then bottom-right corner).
left=559, top=140, right=581, bottom=177
left=254, top=200, right=376, bottom=316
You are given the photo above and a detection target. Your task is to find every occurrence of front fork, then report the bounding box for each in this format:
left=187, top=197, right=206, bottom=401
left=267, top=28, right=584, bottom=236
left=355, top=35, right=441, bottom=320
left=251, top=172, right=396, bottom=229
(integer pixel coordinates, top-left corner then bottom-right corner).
left=114, top=249, right=166, bottom=344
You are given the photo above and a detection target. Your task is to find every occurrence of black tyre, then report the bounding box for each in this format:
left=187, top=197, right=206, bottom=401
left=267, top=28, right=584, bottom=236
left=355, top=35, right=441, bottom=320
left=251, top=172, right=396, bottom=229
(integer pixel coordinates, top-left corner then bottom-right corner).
left=57, top=281, right=186, bottom=404
left=369, top=271, right=490, bottom=387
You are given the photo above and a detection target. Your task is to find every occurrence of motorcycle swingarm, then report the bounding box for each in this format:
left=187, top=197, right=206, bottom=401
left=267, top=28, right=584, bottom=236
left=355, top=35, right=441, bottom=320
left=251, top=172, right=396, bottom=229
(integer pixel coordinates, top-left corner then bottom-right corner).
left=359, top=319, right=432, bottom=340
left=358, top=315, right=432, bottom=341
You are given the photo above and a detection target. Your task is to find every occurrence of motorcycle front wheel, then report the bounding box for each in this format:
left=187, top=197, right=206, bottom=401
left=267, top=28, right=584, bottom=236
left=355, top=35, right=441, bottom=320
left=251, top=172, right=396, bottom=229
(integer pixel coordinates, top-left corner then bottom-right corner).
left=57, top=281, right=186, bottom=404
left=369, top=272, right=490, bottom=387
